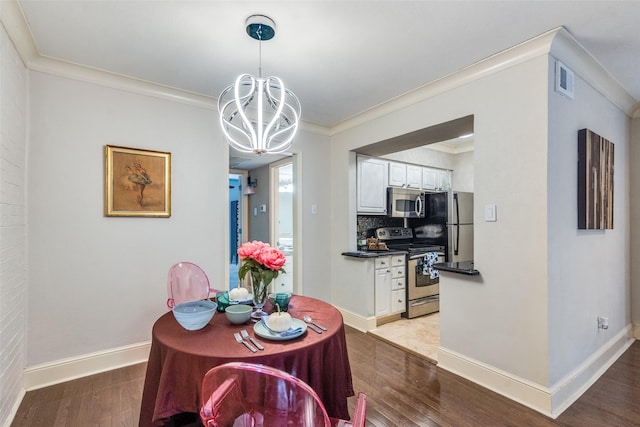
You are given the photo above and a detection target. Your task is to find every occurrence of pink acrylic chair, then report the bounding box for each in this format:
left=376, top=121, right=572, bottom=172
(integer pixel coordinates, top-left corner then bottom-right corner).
left=166, top=262, right=212, bottom=309
left=200, top=362, right=367, bottom=427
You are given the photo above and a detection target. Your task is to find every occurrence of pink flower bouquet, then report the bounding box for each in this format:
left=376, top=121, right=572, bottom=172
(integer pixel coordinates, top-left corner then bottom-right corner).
left=237, top=241, right=286, bottom=309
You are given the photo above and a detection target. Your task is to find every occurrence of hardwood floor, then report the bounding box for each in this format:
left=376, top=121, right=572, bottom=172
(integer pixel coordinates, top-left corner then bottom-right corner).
left=11, top=327, right=640, bottom=426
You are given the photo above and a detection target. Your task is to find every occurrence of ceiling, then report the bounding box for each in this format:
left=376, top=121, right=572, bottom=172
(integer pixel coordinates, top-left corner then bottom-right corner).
left=16, top=1, right=640, bottom=168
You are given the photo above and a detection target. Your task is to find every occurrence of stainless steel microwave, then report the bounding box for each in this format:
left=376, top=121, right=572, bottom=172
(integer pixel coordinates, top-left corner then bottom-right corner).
left=387, top=187, right=426, bottom=218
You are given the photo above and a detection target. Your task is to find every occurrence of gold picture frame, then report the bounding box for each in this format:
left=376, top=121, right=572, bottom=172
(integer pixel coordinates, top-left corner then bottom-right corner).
left=104, top=145, right=171, bottom=217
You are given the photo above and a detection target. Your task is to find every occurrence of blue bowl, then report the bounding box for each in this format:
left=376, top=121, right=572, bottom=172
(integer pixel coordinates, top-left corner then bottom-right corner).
left=172, top=300, right=217, bottom=331
left=225, top=304, right=253, bottom=324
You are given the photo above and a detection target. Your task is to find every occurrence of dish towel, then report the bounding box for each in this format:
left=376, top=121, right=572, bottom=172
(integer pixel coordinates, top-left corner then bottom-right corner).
left=422, top=252, right=440, bottom=280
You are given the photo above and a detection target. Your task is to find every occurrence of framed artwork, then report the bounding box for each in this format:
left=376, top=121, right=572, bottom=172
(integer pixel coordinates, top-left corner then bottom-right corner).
left=104, top=145, right=171, bottom=217
left=577, top=129, right=614, bottom=229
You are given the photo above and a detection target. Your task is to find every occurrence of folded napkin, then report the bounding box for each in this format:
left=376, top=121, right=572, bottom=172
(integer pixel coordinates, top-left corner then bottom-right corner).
left=262, top=318, right=303, bottom=337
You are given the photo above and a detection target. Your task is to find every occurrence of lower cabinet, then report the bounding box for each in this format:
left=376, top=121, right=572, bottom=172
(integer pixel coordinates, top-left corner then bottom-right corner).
left=374, top=255, right=406, bottom=318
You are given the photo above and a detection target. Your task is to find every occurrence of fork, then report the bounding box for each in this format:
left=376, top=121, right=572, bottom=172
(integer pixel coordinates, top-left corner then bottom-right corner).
left=241, top=329, right=264, bottom=350
left=234, top=332, right=257, bottom=353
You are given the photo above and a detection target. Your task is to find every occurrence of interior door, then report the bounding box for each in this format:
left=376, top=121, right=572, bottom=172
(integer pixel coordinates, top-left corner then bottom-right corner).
left=270, top=159, right=294, bottom=293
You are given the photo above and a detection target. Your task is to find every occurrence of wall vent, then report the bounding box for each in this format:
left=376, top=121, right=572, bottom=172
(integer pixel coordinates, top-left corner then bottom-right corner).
left=555, top=61, right=574, bottom=99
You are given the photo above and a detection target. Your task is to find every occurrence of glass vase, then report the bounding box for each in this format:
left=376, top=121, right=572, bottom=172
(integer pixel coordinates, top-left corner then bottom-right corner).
left=251, top=278, right=269, bottom=320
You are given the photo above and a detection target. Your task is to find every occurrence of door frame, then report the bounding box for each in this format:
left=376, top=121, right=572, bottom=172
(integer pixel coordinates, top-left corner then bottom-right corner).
left=269, top=155, right=302, bottom=295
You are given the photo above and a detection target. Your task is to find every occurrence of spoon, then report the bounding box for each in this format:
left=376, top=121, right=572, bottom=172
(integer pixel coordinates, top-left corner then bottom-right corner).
left=303, top=315, right=327, bottom=331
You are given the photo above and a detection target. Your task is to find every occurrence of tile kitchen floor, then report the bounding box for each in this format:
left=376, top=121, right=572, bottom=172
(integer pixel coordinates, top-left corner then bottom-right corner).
left=368, top=312, right=440, bottom=364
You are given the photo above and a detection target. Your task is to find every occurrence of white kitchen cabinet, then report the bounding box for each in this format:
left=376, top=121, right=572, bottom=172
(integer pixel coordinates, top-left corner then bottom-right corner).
left=375, top=255, right=406, bottom=318
left=406, top=165, right=423, bottom=188
left=422, top=167, right=437, bottom=190
left=391, top=288, right=406, bottom=314
left=388, top=162, right=406, bottom=187
left=374, top=257, right=391, bottom=317
left=423, top=167, right=451, bottom=191
left=357, top=155, right=388, bottom=214
left=436, top=169, right=451, bottom=191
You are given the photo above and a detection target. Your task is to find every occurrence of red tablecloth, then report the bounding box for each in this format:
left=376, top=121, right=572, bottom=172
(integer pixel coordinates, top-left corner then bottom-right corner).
left=138, top=295, right=354, bottom=426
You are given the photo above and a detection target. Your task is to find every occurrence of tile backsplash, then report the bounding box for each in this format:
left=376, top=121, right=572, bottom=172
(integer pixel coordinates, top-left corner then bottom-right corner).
left=357, top=215, right=403, bottom=240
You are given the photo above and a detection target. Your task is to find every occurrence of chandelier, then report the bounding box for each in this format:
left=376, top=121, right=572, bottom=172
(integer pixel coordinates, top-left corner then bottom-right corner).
left=219, top=15, right=301, bottom=155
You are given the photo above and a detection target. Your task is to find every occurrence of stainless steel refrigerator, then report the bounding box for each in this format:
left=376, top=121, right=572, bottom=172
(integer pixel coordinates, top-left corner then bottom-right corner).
left=447, top=192, right=474, bottom=262
left=410, top=191, right=474, bottom=262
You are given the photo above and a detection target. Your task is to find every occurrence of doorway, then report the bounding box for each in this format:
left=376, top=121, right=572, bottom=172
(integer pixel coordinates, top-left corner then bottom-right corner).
left=270, top=159, right=294, bottom=293
left=229, top=170, right=248, bottom=290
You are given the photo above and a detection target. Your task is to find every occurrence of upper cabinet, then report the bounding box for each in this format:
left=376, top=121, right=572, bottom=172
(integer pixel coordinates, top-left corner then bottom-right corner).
left=357, top=155, right=388, bottom=214
left=388, top=162, right=422, bottom=189
left=436, top=169, right=451, bottom=191
left=423, top=167, right=450, bottom=191
left=357, top=154, right=452, bottom=214
left=422, top=168, right=437, bottom=190
left=388, top=162, right=406, bottom=187
left=406, top=165, right=423, bottom=189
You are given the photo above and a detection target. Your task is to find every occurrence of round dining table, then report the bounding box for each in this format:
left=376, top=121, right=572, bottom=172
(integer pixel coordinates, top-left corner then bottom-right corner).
left=138, top=295, right=354, bottom=426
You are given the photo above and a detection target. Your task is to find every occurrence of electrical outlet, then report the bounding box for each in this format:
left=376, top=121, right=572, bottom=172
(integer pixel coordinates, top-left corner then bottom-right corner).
left=597, top=316, right=609, bottom=330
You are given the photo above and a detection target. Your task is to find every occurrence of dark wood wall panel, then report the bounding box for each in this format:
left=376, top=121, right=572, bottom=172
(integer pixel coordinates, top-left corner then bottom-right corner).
left=578, top=128, right=614, bottom=229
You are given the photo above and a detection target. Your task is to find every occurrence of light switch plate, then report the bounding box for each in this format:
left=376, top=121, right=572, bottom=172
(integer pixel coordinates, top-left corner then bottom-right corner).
left=484, top=204, right=497, bottom=222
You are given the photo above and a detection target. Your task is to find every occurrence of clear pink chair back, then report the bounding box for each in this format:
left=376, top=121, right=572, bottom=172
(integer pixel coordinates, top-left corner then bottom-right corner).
left=200, top=362, right=366, bottom=427
left=166, top=262, right=211, bottom=309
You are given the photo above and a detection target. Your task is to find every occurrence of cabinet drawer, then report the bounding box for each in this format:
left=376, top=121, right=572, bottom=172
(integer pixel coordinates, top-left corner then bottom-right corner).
left=391, top=266, right=405, bottom=279
left=374, top=257, right=390, bottom=269
left=391, top=277, right=405, bottom=290
left=391, top=255, right=405, bottom=266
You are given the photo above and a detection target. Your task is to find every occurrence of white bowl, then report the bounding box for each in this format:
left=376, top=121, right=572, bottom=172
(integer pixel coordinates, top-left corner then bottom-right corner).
left=172, top=300, right=217, bottom=331
left=225, top=304, right=253, bottom=324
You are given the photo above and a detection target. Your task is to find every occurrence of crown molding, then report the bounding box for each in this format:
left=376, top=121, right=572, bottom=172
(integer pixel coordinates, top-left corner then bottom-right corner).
left=550, top=27, right=638, bottom=117
left=331, top=26, right=639, bottom=135
left=4, top=4, right=637, bottom=128
left=330, top=28, right=560, bottom=135
left=0, top=0, right=38, bottom=67
left=29, top=55, right=217, bottom=110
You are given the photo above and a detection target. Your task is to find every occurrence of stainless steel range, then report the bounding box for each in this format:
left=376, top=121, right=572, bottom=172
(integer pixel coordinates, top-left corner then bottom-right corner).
left=375, top=227, right=444, bottom=318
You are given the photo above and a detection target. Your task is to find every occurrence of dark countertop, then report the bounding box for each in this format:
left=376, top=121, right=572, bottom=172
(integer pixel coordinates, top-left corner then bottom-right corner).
left=434, top=260, right=480, bottom=276
left=342, top=250, right=407, bottom=258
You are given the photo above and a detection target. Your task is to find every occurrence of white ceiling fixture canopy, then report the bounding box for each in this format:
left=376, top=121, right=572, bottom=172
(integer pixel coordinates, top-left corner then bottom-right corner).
left=218, top=14, right=301, bottom=155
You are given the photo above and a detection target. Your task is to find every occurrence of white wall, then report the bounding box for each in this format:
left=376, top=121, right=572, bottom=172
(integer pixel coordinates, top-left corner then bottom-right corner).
left=632, top=114, right=640, bottom=338
left=0, top=23, right=28, bottom=425
left=332, top=51, right=551, bottom=380
left=24, top=70, right=332, bottom=372
left=26, top=72, right=227, bottom=365
left=331, top=29, right=635, bottom=416
left=451, top=150, right=474, bottom=192
left=547, top=54, right=630, bottom=385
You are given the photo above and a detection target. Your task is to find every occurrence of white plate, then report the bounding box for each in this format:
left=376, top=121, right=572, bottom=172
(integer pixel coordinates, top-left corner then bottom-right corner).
left=253, top=318, right=307, bottom=341
left=229, top=294, right=254, bottom=305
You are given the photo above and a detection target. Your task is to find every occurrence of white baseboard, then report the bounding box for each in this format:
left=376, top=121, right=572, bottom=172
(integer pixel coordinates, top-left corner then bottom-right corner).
left=438, top=325, right=635, bottom=419
left=634, top=322, right=640, bottom=339
left=549, top=325, right=634, bottom=417
left=438, top=347, right=553, bottom=416
left=2, top=388, right=26, bottom=427
left=336, top=307, right=377, bottom=332
left=23, top=341, right=151, bottom=391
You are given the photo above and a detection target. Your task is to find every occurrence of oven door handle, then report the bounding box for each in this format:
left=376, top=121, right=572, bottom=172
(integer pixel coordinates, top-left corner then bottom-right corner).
left=410, top=296, right=439, bottom=307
